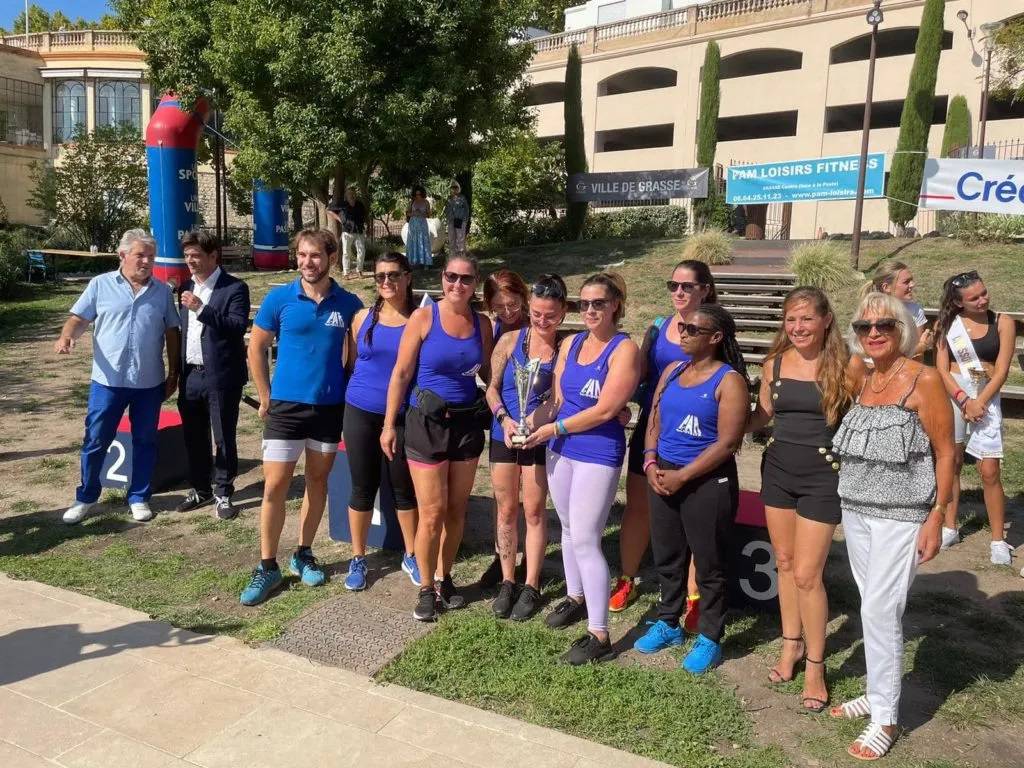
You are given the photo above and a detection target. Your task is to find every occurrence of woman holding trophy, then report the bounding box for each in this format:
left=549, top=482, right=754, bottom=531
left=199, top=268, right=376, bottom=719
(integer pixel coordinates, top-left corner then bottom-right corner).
left=934, top=272, right=1015, bottom=564
left=485, top=274, right=568, bottom=621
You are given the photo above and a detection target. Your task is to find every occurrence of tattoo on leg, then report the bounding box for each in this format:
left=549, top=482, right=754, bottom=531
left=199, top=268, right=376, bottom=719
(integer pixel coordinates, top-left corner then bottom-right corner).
left=498, top=526, right=515, bottom=560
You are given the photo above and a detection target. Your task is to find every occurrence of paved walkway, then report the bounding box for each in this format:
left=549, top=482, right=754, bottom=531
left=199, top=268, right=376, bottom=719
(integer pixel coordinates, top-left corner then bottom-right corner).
left=0, top=574, right=669, bottom=768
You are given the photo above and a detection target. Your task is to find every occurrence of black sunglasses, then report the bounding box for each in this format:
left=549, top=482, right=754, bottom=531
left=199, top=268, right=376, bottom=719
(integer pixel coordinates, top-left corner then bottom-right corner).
left=532, top=282, right=565, bottom=300
left=374, top=270, right=405, bottom=285
left=678, top=321, right=717, bottom=337
left=579, top=298, right=609, bottom=312
left=666, top=280, right=704, bottom=294
left=443, top=271, right=476, bottom=286
left=950, top=270, right=980, bottom=288
left=851, top=318, right=902, bottom=335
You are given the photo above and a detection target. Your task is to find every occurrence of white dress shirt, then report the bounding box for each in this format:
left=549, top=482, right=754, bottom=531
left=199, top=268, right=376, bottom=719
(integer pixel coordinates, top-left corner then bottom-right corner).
left=185, top=267, right=221, bottom=366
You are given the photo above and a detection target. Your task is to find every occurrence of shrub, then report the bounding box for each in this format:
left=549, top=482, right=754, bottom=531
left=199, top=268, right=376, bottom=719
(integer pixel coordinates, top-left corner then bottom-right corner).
left=0, top=195, right=8, bottom=229
left=788, top=242, right=855, bottom=293
left=681, top=229, right=732, bottom=265
left=0, top=226, right=44, bottom=298
left=585, top=206, right=688, bottom=240
left=941, top=212, right=1024, bottom=243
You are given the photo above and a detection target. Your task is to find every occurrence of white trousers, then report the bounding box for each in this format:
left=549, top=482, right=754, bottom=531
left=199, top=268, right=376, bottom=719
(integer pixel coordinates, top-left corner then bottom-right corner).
left=842, top=508, right=920, bottom=726
left=341, top=232, right=366, bottom=275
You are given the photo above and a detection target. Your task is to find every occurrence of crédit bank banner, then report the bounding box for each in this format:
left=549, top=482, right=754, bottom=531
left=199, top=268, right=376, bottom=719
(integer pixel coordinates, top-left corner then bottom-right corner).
left=918, top=158, right=1024, bottom=214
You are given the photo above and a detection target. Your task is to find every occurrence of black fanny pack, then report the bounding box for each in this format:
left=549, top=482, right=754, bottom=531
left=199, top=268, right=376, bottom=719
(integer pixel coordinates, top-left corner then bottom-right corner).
left=415, top=387, right=490, bottom=429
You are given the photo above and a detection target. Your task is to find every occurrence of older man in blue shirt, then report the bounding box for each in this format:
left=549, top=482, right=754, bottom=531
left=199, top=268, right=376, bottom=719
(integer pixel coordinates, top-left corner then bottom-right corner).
left=55, top=229, right=181, bottom=524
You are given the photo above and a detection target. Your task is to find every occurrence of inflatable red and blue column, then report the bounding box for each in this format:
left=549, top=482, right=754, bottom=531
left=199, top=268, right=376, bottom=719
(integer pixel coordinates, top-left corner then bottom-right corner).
left=145, top=93, right=209, bottom=286
left=252, top=182, right=290, bottom=270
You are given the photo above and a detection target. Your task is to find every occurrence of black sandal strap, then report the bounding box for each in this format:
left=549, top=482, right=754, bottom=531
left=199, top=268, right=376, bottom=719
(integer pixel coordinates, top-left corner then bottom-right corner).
left=805, top=657, right=825, bottom=665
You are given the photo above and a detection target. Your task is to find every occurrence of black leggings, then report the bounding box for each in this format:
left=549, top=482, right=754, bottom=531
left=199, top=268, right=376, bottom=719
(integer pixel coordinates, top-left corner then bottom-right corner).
left=343, top=404, right=417, bottom=512
left=648, top=457, right=737, bottom=642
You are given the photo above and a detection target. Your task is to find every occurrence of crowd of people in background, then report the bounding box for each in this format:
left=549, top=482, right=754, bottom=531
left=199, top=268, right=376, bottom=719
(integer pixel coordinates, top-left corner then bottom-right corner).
left=53, top=207, right=1018, bottom=761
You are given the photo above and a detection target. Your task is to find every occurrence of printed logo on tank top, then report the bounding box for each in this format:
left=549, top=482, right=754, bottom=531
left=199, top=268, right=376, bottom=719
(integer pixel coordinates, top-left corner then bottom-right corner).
left=324, top=311, right=346, bottom=328
left=676, top=414, right=702, bottom=437
left=580, top=378, right=602, bottom=399
left=461, top=363, right=482, bottom=377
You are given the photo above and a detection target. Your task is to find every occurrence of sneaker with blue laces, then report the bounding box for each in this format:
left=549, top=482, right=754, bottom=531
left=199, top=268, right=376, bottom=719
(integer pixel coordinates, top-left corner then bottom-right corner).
left=289, top=550, right=326, bottom=587
left=682, top=633, right=722, bottom=674
left=401, top=552, right=421, bottom=586
left=240, top=564, right=283, bottom=606
left=345, top=556, right=368, bottom=591
left=633, top=619, right=684, bottom=654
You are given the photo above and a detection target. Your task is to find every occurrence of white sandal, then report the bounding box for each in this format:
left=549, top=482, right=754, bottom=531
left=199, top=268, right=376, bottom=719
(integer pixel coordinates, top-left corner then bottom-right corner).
left=830, top=694, right=871, bottom=720
left=848, top=723, right=895, bottom=761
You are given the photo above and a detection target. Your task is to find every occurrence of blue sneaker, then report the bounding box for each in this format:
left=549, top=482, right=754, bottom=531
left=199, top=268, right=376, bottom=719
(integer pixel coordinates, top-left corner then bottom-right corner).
left=633, top=620, right=684, bottom=654
left=345, top=556, right=368, bottom=591
left=240, top=564, right=283, bottom=606
left=289, top=550, right=326, bottom=587
left=401, top=552, right=421, bottom=586
left=682, top=633, right=722, bottom=674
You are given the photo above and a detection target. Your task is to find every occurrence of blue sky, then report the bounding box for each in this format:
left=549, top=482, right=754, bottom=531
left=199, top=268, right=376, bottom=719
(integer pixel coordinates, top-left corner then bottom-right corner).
left=2, top=2, right=115, bottom=30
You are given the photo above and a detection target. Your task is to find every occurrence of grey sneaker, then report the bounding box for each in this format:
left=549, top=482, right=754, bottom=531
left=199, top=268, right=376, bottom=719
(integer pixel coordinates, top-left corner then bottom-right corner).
left=215, top=495, right=237, bottom=520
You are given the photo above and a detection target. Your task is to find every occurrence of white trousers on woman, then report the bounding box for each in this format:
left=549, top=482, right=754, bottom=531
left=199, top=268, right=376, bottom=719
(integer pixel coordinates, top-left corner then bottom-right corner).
left=842, top=508, right=920, bottom=726
left=341, top=232, right=365, bottom=275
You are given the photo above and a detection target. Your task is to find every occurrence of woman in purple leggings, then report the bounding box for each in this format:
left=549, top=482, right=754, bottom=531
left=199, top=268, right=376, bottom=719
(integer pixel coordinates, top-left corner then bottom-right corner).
left=523, top=273, right=640, bottom=665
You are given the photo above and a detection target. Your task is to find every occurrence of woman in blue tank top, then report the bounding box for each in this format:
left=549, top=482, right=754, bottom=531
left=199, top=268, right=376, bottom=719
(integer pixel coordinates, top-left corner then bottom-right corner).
left=383, top=254, right=493, bottom=622
left=614, top=259, right=718, bottom=618
left=522, top=273, right=640, bottom=665
left=342, top=252, right=420, bottom=593
left=634, top=304, right=749, bottom=676
left=484, top=274, right=566, bottom=621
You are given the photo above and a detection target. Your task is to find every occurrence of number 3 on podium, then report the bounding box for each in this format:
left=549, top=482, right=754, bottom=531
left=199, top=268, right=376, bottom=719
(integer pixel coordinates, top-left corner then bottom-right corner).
left=740, top=539, right=778, bottom=602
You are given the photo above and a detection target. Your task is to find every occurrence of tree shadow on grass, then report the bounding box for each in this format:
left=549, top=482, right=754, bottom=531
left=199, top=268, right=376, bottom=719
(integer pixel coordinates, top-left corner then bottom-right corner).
left=0, top=506, right=132, bottom=558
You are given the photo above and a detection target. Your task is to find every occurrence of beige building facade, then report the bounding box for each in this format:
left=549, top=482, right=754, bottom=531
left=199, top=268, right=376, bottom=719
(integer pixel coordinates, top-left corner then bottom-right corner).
left=526, top=0, right=1024, bottom=238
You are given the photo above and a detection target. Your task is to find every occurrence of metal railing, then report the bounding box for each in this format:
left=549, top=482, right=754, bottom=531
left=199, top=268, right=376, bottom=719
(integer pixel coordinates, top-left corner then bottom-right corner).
left=949, top=139, right=1024, bottom=161
left=0, top=30, right=135, bottom=51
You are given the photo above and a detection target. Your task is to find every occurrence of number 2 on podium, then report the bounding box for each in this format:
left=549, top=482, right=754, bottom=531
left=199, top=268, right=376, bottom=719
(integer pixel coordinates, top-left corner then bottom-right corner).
left=106, top=440, right=128, bottom=483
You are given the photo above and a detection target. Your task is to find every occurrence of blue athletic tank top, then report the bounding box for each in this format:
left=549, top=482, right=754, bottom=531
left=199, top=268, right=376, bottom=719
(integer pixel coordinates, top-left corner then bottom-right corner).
left=549, top=332, right=629, bottom=468
left=492, top=327, right=555, bottom=443
left=641, top=317, right=690, bottom=411
left=413, top=301, right=483, bottom=407
left=346, top=315, right=406, bottom=415
left=656, top=362, right=733, bottom=466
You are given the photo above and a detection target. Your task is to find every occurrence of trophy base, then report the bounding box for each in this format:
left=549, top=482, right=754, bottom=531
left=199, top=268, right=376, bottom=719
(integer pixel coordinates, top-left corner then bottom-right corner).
left=510, top=436, right=527, bottom=448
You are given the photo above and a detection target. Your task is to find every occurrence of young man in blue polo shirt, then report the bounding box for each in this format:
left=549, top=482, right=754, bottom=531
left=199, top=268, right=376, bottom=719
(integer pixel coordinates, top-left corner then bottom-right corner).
left=241, top=229, right=363, bottom=605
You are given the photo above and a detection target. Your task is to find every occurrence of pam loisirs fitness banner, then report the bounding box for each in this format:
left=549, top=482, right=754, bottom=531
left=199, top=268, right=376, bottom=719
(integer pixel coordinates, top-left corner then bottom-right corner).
left=568, top=169, right=709, bottom=202
left=918, top=158, right=1024, bottom=214
left=725, top=153, right=885, bottom=205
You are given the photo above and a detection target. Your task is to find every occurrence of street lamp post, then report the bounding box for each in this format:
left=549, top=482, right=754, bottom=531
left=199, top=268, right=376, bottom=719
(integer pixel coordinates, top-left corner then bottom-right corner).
left=978, top=22, right=1005, bottom=158
left=851, top=0, right=883, bottom=269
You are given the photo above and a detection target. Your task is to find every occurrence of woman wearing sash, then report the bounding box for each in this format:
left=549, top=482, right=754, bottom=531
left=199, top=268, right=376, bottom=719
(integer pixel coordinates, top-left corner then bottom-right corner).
left=523, top=273, right=640, bottom=665
left=934, top=271, right=1015, bottom=563
left=485, top=274, right=567, bottom=620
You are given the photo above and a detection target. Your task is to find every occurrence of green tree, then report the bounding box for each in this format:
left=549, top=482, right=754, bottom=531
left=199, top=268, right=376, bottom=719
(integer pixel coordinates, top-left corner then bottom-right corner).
left=887, top=0, right=945, bottom=230
left=28, top=125, right=148, bottom=250
left=532, top=1, right=576, bottom=33
left=693, top=40, right=721, bottom=230
left=940, top=95, right=970, bottom=157
left=564, top=43, right=587, bottom=240
left=992, top=19, right=1024, bottom=102
left=8, top=4, right=51, bottom=34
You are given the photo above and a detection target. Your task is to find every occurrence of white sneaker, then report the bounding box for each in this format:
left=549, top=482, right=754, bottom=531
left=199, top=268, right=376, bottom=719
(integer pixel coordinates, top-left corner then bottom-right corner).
left=130, top=502, right=154, bottom=522
left=990, top=540, right=1013, bottom=566
left=940, top=527, right=960, bottom=550
left=63, top=502, right=94, bottom=525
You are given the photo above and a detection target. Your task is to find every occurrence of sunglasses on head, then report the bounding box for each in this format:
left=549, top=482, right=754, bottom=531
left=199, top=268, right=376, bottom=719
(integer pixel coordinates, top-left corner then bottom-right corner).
left=532, top=282, right=565, bottom=300
left=851, top=318, right=902, bottom=335
left=666, top=280, right=704, bottom=294
left=677, top=321, right=717, bottom=337
left=443, top=271, right=476, bottom=286
left=950, top=270, right=980, bottom=288
left=578, top=298, right=609, bottom=312
left=374, top=270, right=405, bottom=286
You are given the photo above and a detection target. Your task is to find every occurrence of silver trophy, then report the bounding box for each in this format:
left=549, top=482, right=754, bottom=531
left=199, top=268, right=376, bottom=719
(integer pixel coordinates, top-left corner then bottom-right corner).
left=511, top=357, right=542, bottom=447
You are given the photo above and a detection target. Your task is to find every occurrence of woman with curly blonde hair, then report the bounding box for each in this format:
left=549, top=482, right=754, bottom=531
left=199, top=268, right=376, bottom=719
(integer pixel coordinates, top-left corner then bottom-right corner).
left=748, top=287, right=854, bottom=712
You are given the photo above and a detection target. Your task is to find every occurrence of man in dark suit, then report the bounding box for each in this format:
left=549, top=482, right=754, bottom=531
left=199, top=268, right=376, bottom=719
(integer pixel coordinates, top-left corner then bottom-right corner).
left=175, top=231, right=251, bottom=519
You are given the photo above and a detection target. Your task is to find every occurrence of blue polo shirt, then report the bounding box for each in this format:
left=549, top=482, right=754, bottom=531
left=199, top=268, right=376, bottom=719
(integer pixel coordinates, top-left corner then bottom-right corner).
left=254, top=277, right=363, bottom=405
left=70, top=270, right=180, bottom=389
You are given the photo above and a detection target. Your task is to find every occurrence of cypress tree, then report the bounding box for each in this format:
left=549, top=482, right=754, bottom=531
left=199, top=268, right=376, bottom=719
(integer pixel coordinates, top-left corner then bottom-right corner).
left=888, top=0, right=945, bottom=229
left=564, top=43, right=588, bottom=239
left=940, top=95, right=970, bottom=157
left=694, top=41, right=721, bottom=230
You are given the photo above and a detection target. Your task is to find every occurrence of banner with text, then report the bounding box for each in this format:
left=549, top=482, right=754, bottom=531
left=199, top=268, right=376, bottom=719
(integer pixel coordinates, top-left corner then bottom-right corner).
left=568, top=169, right=709, bottom=202
left=918, top=158, right=1024, bottom=214
left=726, top=153, right=885, bottom=205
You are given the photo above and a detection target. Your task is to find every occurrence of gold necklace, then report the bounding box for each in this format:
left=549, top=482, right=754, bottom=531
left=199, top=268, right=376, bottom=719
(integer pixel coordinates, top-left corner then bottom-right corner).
left=869, top=357, right=907, bottom=394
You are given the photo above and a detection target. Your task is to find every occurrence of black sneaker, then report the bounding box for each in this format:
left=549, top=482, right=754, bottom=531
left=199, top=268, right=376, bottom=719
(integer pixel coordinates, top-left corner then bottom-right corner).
left=545, top=597, right=586, bottom=630
left=176, top=489, right=213, bottom=513
left=510, top=585, right=543, bottom=622
left=478, top=555, right=502, bottom=589
left=215, top=495, right=237, bottom=520
left=413, top=586, right=438, bottom=622
left=436, top=575, right=466, bottom=610
left=560, top=632, right=615, bottom=666
left=492, top=580, right=519, bottom=619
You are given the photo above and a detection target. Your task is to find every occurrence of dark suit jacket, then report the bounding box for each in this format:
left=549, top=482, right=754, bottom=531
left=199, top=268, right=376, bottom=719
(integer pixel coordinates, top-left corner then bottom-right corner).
left=179, top=269, right=250, bottom=391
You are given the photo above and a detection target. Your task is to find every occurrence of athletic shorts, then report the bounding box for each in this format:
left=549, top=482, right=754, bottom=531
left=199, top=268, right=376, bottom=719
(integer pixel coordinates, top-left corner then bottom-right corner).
left=262, top=400, right=343, bottom=462
left=951, top=372, right=1004, bottom=460
left=489, top=437, right=546, bottom=467
left=342, top=404, right=417, bottom=511
left=759, top=440, right=841, bottom=525
left=626, top=408, right=651, bottom=476
left=404, top=403, right=485, bottom=465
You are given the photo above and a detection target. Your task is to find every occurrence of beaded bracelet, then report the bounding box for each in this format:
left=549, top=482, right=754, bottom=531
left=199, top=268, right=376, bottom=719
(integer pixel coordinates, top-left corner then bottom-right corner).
left=642, top=448, right=657, bottom=455
left=556, top=419, right=568, bottom=436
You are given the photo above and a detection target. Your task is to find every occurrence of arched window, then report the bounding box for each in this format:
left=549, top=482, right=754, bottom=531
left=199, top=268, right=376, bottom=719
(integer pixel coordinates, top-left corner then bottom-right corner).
left=597, top=67, right=677, bottom=96
left=526, top=82, right=565, bottom=106
left=830, top=28, right=953, bottom=65
left=97, top=81, right=141, bottom=131
left=53, top=80, right=85, bottom=143
left=720, top=49, right=802, bottom=80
